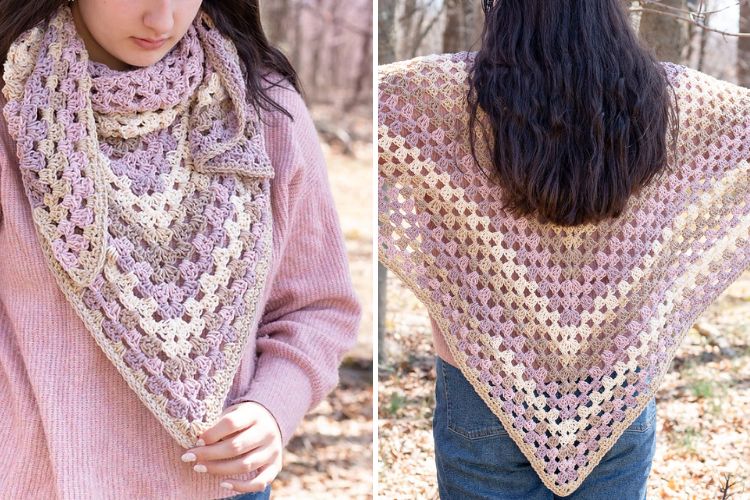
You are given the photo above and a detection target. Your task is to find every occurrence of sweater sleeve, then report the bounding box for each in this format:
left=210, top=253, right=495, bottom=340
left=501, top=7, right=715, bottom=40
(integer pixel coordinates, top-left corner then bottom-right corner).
left=0, top=99, right=12, bottom=225
left=226, top=82, right=362, bottom=448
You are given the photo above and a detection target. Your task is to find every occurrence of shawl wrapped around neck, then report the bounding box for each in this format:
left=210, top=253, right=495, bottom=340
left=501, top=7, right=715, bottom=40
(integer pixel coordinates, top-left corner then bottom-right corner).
left=378, top=51, right=750, bottom=496
left=1, top=5, right=275, bottom=449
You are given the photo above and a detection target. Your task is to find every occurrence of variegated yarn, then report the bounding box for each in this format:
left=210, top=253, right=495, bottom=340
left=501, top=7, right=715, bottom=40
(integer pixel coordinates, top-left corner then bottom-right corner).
left=1, top=5, right=275, bottom=448
left=378, top=52, right=750, bottom=496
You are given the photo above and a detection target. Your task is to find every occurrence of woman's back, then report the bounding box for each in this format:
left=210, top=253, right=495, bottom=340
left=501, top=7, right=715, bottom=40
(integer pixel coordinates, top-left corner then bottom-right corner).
left=377, top=50, right=750, bottom=495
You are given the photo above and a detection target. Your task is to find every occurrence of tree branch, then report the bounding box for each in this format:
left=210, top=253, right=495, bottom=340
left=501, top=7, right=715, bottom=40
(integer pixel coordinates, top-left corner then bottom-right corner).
left=630, top=1, right=750, bottom=38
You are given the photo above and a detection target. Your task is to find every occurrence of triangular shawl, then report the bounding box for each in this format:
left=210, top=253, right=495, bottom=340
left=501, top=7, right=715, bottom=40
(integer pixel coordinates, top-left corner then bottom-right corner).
left=2, top=5, right=275, bottom=448
left=378, top=51, right=750, bottom=495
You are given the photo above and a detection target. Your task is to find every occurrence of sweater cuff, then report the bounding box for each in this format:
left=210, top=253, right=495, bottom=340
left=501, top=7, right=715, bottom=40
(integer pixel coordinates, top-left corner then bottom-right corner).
left=227, top=355, right=314, bottom=448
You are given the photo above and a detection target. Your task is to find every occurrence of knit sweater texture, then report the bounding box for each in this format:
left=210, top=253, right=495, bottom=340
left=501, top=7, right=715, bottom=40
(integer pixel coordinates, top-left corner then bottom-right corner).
left=0, top=6, right=361, bottom=499
left=378, top=51, right=750, bottom=496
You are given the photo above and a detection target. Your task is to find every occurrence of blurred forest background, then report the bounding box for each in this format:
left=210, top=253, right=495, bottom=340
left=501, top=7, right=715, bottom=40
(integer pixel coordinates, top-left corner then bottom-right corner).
left=379, top=0, right=749, bottom=83
left=377, top=1, right=750, bottom=499
left=259, top=1, right=373, bottom=498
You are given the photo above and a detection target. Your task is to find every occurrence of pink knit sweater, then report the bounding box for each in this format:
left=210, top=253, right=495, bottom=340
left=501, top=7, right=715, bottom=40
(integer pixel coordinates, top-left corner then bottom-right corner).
left=0, top=82, right=361, bottom=498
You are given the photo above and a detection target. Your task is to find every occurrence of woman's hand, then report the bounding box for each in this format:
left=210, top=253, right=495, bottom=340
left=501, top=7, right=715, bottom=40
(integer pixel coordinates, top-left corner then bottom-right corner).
left=180, top=401, right=283, bottom=493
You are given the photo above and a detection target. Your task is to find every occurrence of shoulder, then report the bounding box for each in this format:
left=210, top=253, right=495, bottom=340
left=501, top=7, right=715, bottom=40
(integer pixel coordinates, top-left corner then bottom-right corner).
left=0, top=92, right=16, bottom=174
left=658, top=62, right=750, bottom=150
left=255, top=72, right=326, bottom=194
left=378, top=52, right=476, bottom=135
left=0, top=91, right=10, bottom=138
left=657, top=62, right=749, bottom=176
left=257, top=71, right=312, bottom=130
left=378, top=51, right=476, bottom=95
left=254, top=70, right=315, bottom=139
left=659, top=61, right=750, bottom=109
left=256, top=71, right=317, bottom=148
left=0, top=92, right=15, bottom=219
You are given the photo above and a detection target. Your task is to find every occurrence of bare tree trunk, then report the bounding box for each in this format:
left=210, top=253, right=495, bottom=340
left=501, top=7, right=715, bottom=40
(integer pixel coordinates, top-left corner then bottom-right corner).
left=403, top=0, right=445, bottom=58
left=261, top=0, right=290, bottom=47
left=638, top=0, right=689, bottom=63
left=404, top=0, right=424, bottom=58
left=740, top=0, right=750, bottom=86
left=347, top=26, right=373, bottom=109
left=310, top=18, right=323, bottom=97
left=377, top=0, right=397, bottom=365
left=291, top=0, right=303, bottom=70
left=465, top=1, right=483, bottom=50
left=330, top=0, right=344, bottom=93
left=377, top=263, right=387, bottom=365
left=685, top=12, right=695, bottom=65
left=378, top=0, right=396, bottom=65
left=697, top=12, right=708, bottom=72
left=443, top=0, right=459, bottom=52
left=621, top=1, right=642, bottom=33
left=467, top=1, right=484, bottom=47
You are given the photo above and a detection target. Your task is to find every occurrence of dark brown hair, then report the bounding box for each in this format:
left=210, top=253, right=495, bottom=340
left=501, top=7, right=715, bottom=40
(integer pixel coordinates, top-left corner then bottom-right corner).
left=467, top=0, right=680, bottom=227
left=0, top=0, right=301, bottom=120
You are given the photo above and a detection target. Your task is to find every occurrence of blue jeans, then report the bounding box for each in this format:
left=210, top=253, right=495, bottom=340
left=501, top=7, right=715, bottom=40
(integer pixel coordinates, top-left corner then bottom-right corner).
left=433, top=355, right=657, bottom=499
left=214, top=483, right=271, bottom=499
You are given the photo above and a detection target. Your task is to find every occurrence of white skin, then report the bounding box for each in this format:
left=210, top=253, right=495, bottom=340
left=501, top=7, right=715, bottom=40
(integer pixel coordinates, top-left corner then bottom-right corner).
left=69, top=0, right=284, bottom=493
left=70, top=0, right=200, bottom=70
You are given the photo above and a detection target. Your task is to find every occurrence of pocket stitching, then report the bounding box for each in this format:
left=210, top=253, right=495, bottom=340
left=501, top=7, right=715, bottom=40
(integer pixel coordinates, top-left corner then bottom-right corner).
left=623, top=398, right=657, bottom=434
left=441, top=359, right=508, bottom=440
left=442, top=359, right=657, bottom=438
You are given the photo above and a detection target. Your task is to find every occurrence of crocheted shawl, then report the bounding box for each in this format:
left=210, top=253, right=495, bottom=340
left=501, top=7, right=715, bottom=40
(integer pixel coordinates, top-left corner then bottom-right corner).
left=2, top=5, right=275, bottom=449
left=378, top=52, right=750, bottom=496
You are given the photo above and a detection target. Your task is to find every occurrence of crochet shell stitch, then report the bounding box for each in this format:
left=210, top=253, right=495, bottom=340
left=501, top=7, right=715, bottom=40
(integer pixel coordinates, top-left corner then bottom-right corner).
left=1, top=5, right=275, bottom=449
left=378, top=51, right=750, bottom=496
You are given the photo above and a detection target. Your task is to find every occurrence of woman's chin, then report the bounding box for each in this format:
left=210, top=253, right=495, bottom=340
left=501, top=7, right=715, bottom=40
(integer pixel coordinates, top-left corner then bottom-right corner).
left=116, top=45, right=175, bottom=68
left=120, top=56, right=162, bottom=68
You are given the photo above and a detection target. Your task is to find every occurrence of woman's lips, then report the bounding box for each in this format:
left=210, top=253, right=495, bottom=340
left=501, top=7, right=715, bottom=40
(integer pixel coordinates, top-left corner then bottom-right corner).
left=132, top=37, right=168, bottom=50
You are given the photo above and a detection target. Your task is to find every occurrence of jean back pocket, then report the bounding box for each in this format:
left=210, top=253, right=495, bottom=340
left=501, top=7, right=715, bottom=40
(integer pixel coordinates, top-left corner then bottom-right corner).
left=437, top=356, right=657, bottom=441
left=622, top=396, right=657, bottom=434
left=437, top=356, right=508, bottom=440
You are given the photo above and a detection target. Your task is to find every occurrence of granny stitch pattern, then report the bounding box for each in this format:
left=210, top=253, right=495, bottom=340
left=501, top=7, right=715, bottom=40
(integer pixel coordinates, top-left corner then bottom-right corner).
left=2, top=5, right=275, bottom=448
left=378, top=51, right=750, bottom=496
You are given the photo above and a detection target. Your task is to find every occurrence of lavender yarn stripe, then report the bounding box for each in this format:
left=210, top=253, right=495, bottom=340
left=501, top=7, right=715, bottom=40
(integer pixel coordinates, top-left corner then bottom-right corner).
left=1, top=5, right=276, bottom=448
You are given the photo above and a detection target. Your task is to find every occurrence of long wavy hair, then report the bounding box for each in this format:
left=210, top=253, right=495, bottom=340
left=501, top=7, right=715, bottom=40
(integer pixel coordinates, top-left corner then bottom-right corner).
left=0, top=0, right=300, bottom=120
left=468, top=0, right=680, bottom=227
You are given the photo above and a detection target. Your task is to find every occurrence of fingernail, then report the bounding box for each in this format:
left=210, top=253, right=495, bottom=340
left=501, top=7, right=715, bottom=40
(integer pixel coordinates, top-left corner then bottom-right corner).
left=193, top=463, right=207, bottom=473
left=220, top=482, right=233, bottom=490
left=181, top=452, right=196, bottom=462
left=196, top=438, right=205, bottom=447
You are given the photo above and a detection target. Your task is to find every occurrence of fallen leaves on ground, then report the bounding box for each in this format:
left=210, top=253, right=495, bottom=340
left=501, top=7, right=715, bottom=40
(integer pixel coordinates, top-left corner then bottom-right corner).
left=270, top=138, right=373, bottom=499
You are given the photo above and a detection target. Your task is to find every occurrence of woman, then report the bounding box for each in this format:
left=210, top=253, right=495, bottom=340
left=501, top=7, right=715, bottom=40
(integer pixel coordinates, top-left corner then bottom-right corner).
left=378, top=0, right=749, bottom=498
left=0, top=1, right=361, bottom=498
